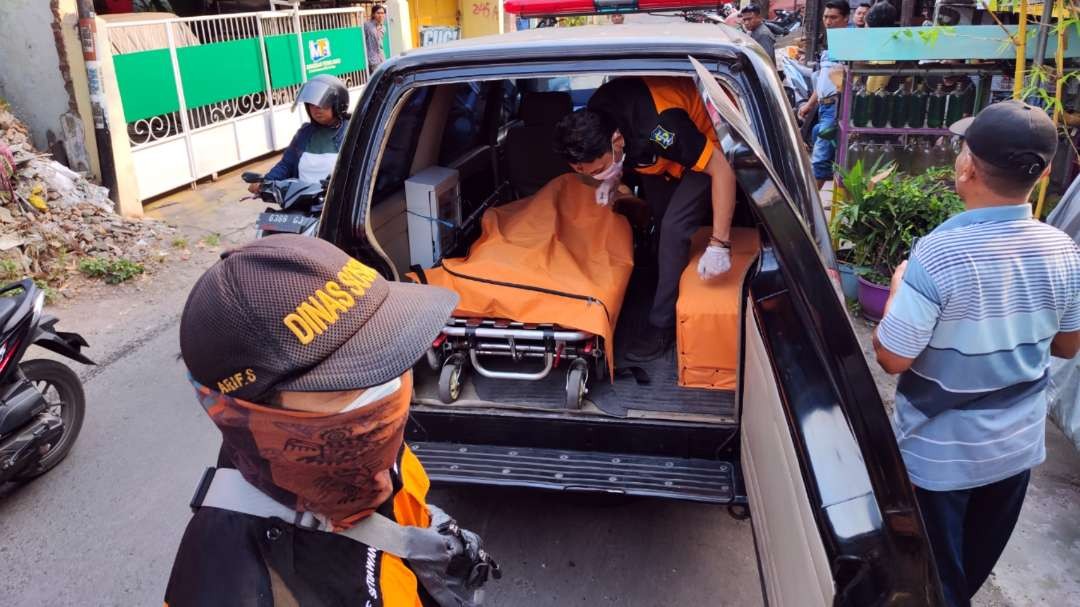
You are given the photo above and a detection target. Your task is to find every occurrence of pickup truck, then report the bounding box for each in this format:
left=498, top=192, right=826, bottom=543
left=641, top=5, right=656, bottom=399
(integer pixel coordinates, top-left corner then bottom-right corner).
left=318, top=22, right=944, bottom=606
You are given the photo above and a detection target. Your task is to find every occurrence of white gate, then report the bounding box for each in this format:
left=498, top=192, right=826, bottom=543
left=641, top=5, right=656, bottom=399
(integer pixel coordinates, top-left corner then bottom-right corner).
left=102, top=8, right=374, bottom=201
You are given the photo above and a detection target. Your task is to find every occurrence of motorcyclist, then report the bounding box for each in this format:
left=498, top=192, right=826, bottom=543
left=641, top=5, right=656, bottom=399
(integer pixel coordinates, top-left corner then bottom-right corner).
left=248, top=74, right=350, bottom=194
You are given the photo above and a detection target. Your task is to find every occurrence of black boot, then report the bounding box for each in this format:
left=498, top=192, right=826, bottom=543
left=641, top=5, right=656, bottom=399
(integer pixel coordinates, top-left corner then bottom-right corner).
left=625, top=325, right=674, bottom=363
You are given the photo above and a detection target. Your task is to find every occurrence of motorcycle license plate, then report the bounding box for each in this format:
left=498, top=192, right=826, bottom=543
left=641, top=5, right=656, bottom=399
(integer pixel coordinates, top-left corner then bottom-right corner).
left=258, top=212, right=313, bottom=234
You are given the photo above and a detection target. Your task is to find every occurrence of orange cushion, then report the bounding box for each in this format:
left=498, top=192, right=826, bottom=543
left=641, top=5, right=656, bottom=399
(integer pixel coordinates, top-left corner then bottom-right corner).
left=676, top=227, right=760, bottom=390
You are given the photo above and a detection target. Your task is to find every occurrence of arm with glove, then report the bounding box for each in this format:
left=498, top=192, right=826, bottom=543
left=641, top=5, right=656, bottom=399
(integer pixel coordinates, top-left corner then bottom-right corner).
left=697, top=146, right=737, bottom=280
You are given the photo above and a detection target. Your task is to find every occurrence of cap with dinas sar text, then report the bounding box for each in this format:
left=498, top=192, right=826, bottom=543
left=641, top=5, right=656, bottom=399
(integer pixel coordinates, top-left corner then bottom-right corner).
left=949, top=100, right=1058, bottom=177
left=179, top=235, right=458, bottom=403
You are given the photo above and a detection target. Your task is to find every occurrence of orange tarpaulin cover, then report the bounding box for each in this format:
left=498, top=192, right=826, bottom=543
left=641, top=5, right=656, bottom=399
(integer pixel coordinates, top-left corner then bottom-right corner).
left=422, top=174, right=634, bottom=374
left=677, top=227, right=761, bottom=390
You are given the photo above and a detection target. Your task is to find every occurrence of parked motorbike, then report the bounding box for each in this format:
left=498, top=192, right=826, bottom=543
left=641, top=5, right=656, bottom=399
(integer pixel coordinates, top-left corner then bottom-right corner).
left=241, top=172, right=326, bottom=238
left=766, top=9, right=802, bottom=37
left=0, top=280, right=93, bottom=483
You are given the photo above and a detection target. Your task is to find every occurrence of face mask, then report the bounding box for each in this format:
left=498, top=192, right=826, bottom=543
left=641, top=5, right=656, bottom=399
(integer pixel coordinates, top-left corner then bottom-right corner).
left=594, top=135, right=625, bottom=206
left=191, top=372, right=412, bottom=527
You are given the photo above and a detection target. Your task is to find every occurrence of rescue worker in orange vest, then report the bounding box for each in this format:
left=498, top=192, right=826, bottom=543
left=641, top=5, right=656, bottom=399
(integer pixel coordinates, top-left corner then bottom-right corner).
left=553, top=76, right=737, bottom=362
left=166, top=235, right=499, bottom=607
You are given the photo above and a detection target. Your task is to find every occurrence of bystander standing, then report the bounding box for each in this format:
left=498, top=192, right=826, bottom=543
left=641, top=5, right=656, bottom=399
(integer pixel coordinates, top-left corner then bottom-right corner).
left=364, top=4, right=387, bottom=70
left=739, top=5, right=776, bottom=63
left=874, top=101, right=1080, bottom=607
left=797, top=0, right=850, bottom=187
left=851, top=2, right=871, bottom=27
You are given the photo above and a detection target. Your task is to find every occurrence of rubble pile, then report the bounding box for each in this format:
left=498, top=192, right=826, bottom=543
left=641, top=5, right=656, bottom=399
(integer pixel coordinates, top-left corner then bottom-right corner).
left=0, top=104, right=173, bottom=289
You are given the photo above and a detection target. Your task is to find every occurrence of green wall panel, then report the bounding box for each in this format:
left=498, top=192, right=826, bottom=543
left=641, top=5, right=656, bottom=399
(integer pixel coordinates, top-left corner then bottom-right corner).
left=177, top=38, right=266, bottom=109
left=265, top=27, right=367, bottom=89
left=113, top=49, right=181, bottom=123
left=114, top=26, right=370, bottom=122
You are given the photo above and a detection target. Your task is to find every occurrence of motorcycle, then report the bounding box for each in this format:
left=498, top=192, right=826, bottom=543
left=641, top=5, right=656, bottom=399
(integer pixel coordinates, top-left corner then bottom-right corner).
left=0, top=279, right=93, bottom=483
left=766, top=8, right=802, bottom=37
left=241, top=172, right=326, bottom=239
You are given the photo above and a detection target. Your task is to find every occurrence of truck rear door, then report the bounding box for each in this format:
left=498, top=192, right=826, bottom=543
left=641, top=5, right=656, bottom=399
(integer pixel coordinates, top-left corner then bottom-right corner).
left=689, top=57, right=945, bottom=606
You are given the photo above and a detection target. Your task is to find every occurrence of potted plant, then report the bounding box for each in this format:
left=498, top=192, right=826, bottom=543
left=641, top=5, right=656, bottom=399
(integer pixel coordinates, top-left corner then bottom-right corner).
left=832, top=164, right=964, bottom=321
left=831, top=158, right=890, bottom=301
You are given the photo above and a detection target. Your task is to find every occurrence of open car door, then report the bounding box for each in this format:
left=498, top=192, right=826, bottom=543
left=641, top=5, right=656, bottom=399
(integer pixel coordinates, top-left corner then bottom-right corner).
left=688, top=57, right=945, bottom=606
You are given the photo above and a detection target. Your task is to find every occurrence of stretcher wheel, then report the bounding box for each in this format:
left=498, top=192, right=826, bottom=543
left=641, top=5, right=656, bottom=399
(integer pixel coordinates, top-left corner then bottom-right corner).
left=439, top=355, right=466, bottom=404
left=565, top=361, right=587, bottom=410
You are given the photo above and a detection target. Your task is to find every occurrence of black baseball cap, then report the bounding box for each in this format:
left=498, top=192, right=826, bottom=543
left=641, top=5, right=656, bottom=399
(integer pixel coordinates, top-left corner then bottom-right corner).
left=950, top=100, right=1057, bottom=177
left=179, top=235, right=457, bottom=403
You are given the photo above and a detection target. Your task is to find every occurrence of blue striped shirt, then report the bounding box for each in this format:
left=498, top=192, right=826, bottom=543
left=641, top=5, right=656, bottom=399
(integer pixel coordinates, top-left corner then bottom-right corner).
left=877, top=204, right=1080, bottom=491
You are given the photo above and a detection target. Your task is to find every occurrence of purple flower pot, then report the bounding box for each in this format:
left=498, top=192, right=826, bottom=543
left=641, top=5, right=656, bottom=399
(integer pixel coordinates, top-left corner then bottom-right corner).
left=857, top=275, right=890, bottom=322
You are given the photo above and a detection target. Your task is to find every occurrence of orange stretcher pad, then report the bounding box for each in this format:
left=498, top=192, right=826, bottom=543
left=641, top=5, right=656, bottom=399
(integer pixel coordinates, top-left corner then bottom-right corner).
left=677, top=227, right=761, bottom=391
left=421, top=174, right=635, bottom=376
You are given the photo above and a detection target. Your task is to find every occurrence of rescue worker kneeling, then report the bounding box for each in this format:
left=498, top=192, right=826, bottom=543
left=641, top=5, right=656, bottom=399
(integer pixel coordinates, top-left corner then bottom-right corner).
left=166, top=235, right=499, bottom=607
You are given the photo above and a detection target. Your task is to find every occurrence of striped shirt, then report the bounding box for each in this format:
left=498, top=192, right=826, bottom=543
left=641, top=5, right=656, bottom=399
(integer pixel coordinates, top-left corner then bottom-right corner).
left=877, top=204, right=1080, bottom=491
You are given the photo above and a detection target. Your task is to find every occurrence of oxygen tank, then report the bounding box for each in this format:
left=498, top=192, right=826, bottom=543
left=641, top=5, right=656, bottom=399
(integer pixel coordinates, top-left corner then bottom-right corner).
left=907, top=83, right=929, bottom=128
left=926, top=84, right=947, bottom=129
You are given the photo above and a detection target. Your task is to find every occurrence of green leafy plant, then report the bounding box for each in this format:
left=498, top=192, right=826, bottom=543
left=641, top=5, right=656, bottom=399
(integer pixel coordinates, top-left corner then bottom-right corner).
left=171, top=236, right=189, bottom=249
left=78, top=257, right=145, bottom=284
left=0, top=258, right=19, bottom=282
left=832, top=165, right=964, bottom=285
left=201, top=233, right=221, bottom=247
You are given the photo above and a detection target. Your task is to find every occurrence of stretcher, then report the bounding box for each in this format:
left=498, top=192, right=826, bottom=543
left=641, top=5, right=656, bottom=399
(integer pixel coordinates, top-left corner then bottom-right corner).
left=419, top=174, right=635, bottom=409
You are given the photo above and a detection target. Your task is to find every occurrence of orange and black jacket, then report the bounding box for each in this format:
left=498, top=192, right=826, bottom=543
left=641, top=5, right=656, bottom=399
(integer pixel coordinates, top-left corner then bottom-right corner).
left=163, top=445, right=435, bottom=607
left=587, top=76, right=721, bottom=179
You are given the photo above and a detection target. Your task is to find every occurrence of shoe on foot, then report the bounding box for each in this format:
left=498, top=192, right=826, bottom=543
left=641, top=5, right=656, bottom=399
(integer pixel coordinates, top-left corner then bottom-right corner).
left=625, top=325, right=674, bottom=363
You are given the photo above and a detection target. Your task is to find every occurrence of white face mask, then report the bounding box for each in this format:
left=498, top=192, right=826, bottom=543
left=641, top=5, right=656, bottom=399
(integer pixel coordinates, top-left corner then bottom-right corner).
left=593, top=134, right=625, bottom=206
left=339, top=376, right=403, bottom=413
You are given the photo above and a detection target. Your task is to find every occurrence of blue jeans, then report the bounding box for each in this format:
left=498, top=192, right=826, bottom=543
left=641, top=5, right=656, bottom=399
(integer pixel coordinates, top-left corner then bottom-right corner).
left=914, top=470, right=1031, bottom=607
left=810, top=101, right=837, bottom=181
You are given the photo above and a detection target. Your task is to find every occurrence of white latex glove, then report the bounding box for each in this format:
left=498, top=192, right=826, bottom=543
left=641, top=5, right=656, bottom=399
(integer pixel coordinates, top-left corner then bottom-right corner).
left=697, top=245, right=732, bottom=280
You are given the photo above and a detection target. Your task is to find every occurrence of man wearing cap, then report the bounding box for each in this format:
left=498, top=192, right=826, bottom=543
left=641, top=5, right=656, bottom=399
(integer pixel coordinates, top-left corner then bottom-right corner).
left=165, top=235, right=499, bottom=606
left=738, top=5, right=775, bottom=63
left=874, top=101, right=1080, bottom=606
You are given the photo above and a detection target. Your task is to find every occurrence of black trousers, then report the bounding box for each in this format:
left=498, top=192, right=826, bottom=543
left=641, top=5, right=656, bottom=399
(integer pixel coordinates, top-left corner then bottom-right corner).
left=639, top=172, right=711, bottom=329
left=914, top=470, right=1031, bottom=607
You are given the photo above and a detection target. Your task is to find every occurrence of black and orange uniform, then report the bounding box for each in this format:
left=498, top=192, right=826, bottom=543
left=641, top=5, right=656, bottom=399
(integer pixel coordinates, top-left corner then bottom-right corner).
left=163, top=445, right=436, bottom=607
left=587, top=76, right=721, bottom=329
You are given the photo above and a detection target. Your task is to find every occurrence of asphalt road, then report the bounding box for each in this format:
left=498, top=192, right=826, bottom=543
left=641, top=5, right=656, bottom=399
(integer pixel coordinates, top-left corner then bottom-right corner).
left=0, top=320, right=761, bottom=606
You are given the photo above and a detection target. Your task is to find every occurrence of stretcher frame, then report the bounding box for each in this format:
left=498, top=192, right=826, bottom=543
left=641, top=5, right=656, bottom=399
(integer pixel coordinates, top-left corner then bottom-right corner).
left=431, top=318, right=606, bottom=409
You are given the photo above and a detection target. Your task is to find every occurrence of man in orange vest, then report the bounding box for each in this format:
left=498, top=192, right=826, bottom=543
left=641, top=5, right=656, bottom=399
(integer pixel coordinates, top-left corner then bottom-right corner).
left=554, top=76, right=738, bottom=362
left=165, top=235, right=499, bottom=606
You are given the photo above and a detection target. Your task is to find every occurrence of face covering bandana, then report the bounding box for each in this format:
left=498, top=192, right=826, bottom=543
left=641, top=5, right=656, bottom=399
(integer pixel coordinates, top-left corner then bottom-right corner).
left=191, top=372, right=412, bottom=527
left=594, top=134, right=625, bottom=207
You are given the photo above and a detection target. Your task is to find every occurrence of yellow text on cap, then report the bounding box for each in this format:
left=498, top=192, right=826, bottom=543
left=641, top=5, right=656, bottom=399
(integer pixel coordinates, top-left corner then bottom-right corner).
left=282, top=260, right=378, bottom=345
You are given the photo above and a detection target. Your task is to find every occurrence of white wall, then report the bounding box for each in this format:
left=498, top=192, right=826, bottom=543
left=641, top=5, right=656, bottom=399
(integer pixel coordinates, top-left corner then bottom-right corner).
left=0, top=0, right=74, bottom=154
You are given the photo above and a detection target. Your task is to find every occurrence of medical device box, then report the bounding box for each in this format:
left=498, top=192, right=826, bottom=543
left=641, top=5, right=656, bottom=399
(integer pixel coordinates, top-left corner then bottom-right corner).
left=405, top=166, right=461, bottom=268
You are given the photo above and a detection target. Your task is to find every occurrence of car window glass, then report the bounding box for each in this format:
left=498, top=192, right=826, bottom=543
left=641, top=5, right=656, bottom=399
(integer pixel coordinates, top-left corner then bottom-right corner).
left=373, top=87, right=433, bottom=203
left=439, top=82, right=489, bottom=165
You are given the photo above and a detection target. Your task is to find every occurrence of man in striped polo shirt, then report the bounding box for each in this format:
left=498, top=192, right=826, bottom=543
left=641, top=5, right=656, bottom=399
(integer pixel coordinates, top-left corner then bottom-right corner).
left=874, top=101, right=1080, bottom=607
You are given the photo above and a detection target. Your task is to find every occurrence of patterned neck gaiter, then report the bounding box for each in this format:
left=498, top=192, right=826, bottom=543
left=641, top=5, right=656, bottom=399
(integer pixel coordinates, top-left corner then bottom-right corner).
left=191, top=373, right=412, bottom=527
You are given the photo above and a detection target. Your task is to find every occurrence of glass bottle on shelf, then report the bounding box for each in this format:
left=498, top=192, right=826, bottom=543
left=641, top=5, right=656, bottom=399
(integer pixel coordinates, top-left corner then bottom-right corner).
left=846, top=138, right=864, bottom=170
left=930, top=136, right=952, bottom=168
left=871, top=87, right=891, bottom=128
left=961, top=82, right=977, bottom=117
left=908, top=82, right=929, bottom=128
left=909, top=137, right=932, bottom=174
left=852, top=85, right=871, bottom=127
left=879, top=140, right=899, bottom=170
left=926, top=84, right=947, bottom=128
left=900, top=138, right=918, bottom=174
left=946, top=85, right=965, bottom=126
left=890, top=86, right=909, bottom=128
